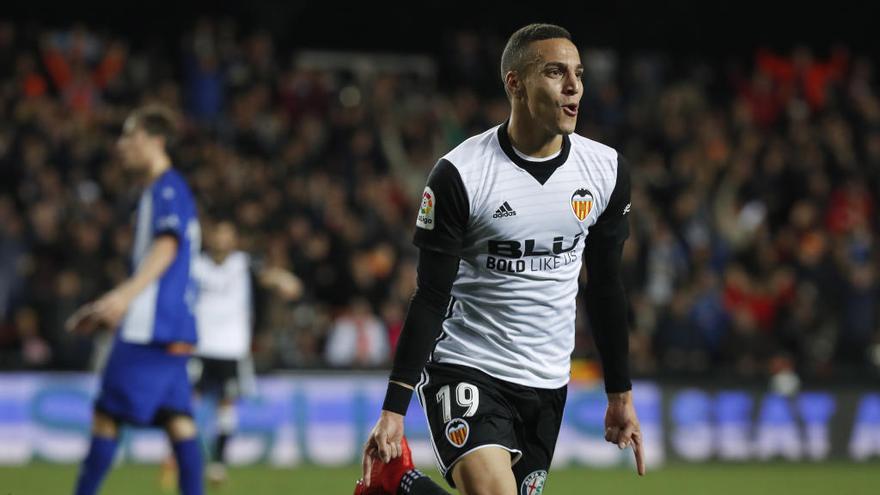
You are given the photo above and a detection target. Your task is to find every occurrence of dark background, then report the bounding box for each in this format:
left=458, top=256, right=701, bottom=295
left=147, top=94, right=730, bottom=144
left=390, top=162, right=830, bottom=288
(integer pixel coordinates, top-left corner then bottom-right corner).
left=5, top=1, right=875, bottom=55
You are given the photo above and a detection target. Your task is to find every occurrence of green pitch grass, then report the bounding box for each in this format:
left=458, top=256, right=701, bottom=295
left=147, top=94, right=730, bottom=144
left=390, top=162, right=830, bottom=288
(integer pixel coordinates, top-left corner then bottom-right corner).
left=2, top=463, right=877, bottom=495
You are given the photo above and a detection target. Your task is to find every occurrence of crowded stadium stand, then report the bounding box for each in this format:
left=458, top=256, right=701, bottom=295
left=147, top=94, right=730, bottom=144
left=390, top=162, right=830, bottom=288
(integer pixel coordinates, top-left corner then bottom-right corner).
left=1, top=20, right=877, bottom=385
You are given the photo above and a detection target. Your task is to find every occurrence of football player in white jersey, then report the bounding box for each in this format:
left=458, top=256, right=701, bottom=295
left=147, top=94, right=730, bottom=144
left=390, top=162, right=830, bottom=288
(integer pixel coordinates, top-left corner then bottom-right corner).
left=190, top=220, right=256, bottom=485
left=356, top=24, right=644, bottom=495
left=159, top=219, right=302, bottom=488
left=192, top=220, right=300, bottom=483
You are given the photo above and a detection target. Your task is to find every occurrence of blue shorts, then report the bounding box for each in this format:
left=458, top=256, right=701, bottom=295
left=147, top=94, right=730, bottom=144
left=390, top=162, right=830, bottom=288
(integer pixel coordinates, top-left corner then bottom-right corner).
left=95, top=340, right=193, bottom=426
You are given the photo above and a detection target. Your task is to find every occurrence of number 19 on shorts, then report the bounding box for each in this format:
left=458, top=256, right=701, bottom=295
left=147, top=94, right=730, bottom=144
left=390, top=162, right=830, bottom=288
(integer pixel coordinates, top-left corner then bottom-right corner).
left=436, top=382, right=480, bottom=423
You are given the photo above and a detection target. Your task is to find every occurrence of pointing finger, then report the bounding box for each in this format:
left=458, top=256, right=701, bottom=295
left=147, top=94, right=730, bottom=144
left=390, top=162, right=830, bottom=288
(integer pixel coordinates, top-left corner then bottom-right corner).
left=632, top=432, right=646, bottom=476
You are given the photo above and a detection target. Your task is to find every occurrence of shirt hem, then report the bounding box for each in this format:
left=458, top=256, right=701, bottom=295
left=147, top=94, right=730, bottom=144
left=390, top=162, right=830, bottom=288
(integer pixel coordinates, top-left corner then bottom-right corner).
left=431, top=356, right=570, bottom=390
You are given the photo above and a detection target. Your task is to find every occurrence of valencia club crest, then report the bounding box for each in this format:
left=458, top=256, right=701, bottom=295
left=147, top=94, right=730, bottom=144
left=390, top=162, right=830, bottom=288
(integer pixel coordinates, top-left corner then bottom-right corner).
left=445, top=418, right=469, bottom=448
left=570, top=188, right=593, bottom=222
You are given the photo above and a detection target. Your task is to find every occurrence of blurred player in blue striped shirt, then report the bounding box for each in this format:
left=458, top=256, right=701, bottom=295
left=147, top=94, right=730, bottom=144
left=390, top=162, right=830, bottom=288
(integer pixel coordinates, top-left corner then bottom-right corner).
left=67, top=105, right=204, bottom=495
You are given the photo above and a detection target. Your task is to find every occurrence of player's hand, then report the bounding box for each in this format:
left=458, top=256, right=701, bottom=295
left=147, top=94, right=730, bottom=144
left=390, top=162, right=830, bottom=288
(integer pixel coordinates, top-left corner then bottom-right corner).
left=361, top=410, right=405, bottom=487
left=91, top=289, right=132, bottom=330
left=65, top=303, right=102, bottom=334
left=605, top=390, right=645, bottom=476
left=260, top=267, right=303, bottom=301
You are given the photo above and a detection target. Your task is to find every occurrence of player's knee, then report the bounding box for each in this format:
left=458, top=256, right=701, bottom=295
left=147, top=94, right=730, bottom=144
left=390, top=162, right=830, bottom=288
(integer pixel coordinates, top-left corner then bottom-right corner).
left=455, top=474, right=516, bottom=495
left=92, top=411, right=120, bottom=438
left=164, top=414, right=198, bottom=441
left=452, top=448, right=517, bottom=495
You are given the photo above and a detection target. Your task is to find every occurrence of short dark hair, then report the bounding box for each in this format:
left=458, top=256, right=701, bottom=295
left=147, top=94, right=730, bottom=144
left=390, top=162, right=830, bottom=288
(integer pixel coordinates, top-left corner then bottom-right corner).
left=500, top=23, right=572, bottom=96
left=128, top=104, right=178, bottom=145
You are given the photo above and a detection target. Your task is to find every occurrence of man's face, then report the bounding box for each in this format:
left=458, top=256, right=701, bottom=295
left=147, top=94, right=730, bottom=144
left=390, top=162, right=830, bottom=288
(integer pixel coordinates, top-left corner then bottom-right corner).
left=116, top=117, right=156, bottom=170
left=211, top=222, right=238, bottom=256
left=517, top=38, right=584, bottom=135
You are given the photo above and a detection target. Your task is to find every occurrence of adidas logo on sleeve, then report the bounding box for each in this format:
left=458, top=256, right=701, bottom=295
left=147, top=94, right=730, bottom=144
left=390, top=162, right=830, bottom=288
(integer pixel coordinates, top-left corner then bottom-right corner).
left=492, top=201, right=517, bottom=218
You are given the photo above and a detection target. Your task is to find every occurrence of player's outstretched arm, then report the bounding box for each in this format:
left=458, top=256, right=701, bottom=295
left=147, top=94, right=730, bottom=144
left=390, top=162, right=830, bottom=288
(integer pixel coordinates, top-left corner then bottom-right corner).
left=258, top=265, right=303, bottom=301
left=583, top=155, right=644, bottom=474
left=585, top=241, right=645, bottom=475
left=361, top=248, right=458, bottom=483
left=67, top=235, right=179, bottom=333
left=361, top=158, right=467, bottom=484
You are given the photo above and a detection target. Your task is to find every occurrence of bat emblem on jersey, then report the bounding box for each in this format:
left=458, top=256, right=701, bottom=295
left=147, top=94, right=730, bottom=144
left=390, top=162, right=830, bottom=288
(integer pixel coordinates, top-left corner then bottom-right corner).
left=570, top=188, right=594, bottom=222
left=445, top=418, right=469, bottom=448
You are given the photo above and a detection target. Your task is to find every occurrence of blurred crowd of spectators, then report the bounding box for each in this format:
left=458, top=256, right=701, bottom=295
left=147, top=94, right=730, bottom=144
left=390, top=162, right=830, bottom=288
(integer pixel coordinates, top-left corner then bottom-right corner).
left=1, top=20, right=878, bottom=383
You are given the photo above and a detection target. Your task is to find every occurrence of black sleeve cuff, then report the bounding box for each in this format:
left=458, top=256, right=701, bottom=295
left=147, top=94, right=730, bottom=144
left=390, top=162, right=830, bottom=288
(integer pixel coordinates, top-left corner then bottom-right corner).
left=382, top=382, right=415, bottom=415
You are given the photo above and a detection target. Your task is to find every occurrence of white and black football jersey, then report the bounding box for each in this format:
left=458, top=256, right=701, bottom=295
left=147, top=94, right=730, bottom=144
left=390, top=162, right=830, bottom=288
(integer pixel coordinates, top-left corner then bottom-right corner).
left=193, top=251, right=253, bottom=360
left=413, top=121, right=630, bottom=389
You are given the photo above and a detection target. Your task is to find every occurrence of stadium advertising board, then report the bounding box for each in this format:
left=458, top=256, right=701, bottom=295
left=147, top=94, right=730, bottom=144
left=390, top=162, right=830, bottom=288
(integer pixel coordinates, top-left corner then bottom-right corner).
left=0, top=374, right=877, bottom=466
left=663, top=387, right=880, bottom=462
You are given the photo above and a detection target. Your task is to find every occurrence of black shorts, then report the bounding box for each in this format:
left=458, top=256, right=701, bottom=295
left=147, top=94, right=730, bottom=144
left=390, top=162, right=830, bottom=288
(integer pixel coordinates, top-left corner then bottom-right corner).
left=193, top=357, right=245, bottom=400
left=416, top=362, right=567, bottom=492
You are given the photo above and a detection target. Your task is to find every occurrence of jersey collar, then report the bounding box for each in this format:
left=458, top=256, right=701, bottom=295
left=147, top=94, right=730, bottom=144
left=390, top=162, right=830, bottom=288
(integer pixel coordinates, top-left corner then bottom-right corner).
left=496, top=120, right=571, bottom=186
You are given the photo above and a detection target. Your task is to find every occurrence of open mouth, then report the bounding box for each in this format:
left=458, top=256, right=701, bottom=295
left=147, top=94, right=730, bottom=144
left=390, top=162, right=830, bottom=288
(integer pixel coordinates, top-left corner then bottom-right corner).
left=562, top=103, right=578, bottom=117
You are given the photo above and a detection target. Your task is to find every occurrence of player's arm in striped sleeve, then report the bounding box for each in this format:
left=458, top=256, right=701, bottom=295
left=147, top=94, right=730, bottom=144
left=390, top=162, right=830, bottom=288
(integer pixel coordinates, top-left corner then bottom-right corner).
left=66, top=183, right=183, bottom=334
left=98, top=181, right=185, bottom=325
left=114, top=179, right=186, bottom=302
